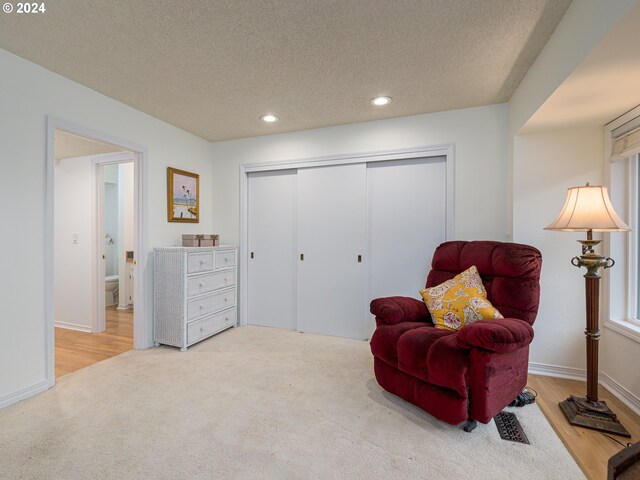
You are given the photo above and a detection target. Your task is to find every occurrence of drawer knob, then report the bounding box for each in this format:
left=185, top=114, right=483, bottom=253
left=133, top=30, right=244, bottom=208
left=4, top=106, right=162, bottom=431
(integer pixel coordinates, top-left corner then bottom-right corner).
left=224, top=257, right=228, bottom=263
left=224, top=278, right=228, bottom=284
left=199, top=305, right=204, bottom=310
left=199, top=282, right=204, bottom=288
left=224, top=297, right=228, bottom=302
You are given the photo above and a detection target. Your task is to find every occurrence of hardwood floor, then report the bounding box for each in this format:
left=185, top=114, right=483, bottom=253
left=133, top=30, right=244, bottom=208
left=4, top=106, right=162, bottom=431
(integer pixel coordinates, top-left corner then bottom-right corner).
left=55, top=307, right=133, bottom=378
left=528, top=374, right=640, bottom=480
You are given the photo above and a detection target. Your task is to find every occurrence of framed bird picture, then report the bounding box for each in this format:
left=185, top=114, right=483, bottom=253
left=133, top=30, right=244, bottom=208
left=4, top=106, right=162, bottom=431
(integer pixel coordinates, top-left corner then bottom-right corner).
left=167, top=167, right=199, bottom=223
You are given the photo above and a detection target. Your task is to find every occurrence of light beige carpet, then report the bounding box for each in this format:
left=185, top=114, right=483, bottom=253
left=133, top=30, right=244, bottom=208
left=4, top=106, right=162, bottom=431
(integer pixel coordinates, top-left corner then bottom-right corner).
left=1, top=326, right=584, bottom=479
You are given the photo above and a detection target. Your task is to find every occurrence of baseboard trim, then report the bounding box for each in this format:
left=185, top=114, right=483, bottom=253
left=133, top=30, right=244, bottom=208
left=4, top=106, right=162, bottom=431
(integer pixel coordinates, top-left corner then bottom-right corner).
left=0, top=380, right=49, bottom=410
left=54, top=321, right=93, bottom=333
left=529, top=362, right=640, bottom=416
left=600, top=372, right=640, bottom=416
left=528, top=362, right=586, bottom=381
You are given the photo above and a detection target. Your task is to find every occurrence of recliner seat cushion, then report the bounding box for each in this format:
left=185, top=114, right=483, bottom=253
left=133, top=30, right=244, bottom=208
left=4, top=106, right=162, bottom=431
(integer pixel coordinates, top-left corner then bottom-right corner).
left=396, top=326, right=453, bottom=380
left=373, top=324, right=470, bottom=398
left=397, top=327, right=469, bottom=397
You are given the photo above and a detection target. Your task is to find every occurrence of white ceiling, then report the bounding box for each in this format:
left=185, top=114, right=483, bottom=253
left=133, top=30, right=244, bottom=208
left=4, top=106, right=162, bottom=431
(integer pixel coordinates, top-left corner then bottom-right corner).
left=55, top=130, right=124, bottom=160
left=521, top=2, right=640, bottom=133
left=0, top=0, right=571, bottom=142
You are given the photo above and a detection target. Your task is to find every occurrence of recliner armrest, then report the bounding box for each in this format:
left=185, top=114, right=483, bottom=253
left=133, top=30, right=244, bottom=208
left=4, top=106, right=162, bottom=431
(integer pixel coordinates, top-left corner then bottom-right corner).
left=370, top=296, right=430, bottom=326
left=456, top=318, right=533, bottom=353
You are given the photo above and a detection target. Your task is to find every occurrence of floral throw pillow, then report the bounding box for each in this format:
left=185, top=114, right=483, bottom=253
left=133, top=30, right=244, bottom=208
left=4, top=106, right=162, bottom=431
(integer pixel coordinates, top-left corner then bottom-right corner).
left=419, top=266, right=503, bottom=331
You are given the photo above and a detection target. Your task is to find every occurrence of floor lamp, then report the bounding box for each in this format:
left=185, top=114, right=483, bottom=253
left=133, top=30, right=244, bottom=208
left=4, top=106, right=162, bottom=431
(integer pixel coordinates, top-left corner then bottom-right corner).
left=545, top=183, right=631, bottom=437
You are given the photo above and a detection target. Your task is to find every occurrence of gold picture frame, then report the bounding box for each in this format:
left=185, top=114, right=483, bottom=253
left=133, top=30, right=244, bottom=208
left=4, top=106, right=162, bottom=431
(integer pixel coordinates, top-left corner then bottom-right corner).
left=167, top=167, right=199, bottom=223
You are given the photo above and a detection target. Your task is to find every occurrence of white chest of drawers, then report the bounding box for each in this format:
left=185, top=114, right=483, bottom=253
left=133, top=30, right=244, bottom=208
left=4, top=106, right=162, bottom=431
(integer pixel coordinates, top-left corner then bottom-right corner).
left=153, top=246, right=237, bottom=351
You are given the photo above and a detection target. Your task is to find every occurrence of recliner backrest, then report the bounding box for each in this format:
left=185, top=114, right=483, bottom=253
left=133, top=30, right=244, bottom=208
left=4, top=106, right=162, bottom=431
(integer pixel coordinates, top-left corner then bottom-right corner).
left=425, top=241, right=542, bottom=325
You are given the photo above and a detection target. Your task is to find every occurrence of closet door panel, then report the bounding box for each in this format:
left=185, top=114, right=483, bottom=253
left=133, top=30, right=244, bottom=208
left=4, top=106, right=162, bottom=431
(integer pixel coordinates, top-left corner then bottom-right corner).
left=367, top=157, right=447, bottom=331
left=297, top=164, right=367, bottom=339
left=247, top=170, right=297, bottom=330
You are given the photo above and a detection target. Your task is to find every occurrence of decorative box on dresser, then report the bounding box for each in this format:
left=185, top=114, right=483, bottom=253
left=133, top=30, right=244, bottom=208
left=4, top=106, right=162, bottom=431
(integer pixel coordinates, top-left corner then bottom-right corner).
left=153, top=246, right=237, bottom=351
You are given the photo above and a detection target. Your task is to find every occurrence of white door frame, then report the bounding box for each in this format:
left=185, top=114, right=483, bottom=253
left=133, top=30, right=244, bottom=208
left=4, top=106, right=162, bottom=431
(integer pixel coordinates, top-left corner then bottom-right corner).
left=92, top=151, right=136, bottom=333
left=238, top=144, right=455, bottom=328
left=45, top=117, right=149, bottom=388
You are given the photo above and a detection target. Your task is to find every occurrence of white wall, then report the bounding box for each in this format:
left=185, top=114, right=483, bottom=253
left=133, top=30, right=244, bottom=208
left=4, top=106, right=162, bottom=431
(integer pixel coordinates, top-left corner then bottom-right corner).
left=104, top=163, right=119, bottom=184
left=118, top=162, right=135, bottom=308
left=104, top=166, right=119, bottom=277
left=512, top=127, right=604, bottom=371
left=0, top=49, right=214, bottom=405
left=507, top=0, right=638, bottom=238
left=513, top=127, right=640, bottom=406
left=601, top=332, right=640, bottom=407
left=53, top=155, right=95, bottom=332
left=211, top=104, right=509, bottom=245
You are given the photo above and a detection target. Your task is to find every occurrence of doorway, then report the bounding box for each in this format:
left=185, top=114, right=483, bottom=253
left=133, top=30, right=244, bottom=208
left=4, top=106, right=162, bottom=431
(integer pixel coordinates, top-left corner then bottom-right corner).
left=46, top=120, right=147, bottom=383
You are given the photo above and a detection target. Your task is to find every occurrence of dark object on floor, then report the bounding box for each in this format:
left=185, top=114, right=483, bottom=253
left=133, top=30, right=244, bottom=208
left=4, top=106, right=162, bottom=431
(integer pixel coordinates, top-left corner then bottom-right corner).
left=560, top=395, right=631, bottom=438
left=369, top=241, right=542, bottom=431
left=509, top=388, right=536, bottom=407
left=463, top=419, right=477, bottom=432
left=495, top=411, right=529, bottom=445
left=608, top=441, right=640, bottom=479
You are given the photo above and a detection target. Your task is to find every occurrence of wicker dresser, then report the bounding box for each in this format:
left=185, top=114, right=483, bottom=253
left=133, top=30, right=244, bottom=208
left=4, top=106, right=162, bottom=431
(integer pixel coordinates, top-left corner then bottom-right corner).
left=153, top=246, right=237, bottom=351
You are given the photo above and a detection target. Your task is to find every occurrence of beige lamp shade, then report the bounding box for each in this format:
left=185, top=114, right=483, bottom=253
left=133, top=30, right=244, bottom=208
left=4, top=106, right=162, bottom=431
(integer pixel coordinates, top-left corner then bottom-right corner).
left=545, top=184, right=630, bottom=232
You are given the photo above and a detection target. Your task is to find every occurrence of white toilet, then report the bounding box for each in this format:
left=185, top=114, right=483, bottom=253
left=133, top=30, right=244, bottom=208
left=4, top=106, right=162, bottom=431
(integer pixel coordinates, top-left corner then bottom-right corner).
left=105, top=275, right=119, bottom=307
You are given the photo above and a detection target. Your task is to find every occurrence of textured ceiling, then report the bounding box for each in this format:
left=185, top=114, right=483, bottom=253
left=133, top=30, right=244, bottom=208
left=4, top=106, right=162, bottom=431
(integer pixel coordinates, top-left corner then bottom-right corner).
left=0, top=0, right=571, bottom=142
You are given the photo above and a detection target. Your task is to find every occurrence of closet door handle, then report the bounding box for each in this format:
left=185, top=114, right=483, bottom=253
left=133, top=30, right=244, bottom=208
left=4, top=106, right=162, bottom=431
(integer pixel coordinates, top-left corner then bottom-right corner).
left=357, top=255, right=362, bottom=263
left=300, top=253, right=304, bottom=261
left=250, top=252, right=254, bottom=259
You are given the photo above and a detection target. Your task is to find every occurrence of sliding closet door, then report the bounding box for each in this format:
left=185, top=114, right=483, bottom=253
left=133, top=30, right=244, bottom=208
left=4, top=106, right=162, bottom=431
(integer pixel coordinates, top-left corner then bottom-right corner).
left=367, top=157, right=447, bottom=330
left=297, top=164, right=367, bottom=339
left=247, top=170, right=297, bottom=330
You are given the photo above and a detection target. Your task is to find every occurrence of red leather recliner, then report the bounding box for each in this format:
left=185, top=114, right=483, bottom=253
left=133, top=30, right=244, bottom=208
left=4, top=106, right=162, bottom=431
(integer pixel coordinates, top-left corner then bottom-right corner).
left=370, top=241, right=542, bottom=430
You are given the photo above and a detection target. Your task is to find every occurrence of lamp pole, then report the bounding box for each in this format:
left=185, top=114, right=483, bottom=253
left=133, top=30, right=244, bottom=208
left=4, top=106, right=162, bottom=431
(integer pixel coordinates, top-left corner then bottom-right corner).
left=560, top=231, right=630, bottom=437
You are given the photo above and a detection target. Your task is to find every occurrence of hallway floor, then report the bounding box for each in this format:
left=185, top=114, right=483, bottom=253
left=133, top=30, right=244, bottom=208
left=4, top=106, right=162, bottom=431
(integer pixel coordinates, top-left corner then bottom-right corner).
left=55, top=306, right=133, bottom=378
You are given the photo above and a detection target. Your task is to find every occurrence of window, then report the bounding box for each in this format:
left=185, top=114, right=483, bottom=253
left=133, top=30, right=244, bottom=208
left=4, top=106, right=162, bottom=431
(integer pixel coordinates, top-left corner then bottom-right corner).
left=606, top=109, right=640, bottom=342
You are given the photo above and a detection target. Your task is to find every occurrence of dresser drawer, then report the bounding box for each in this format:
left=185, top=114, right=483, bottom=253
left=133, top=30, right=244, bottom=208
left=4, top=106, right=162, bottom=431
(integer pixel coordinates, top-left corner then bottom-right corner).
left=187, top=270, right=236, bottom=297
left=187, top=308, right=236, bottom=345
left=215, top=249, right=236, bottom=270
left=187, top=269, right=236, bottom=298
left=187, top=252, right=214, bottom=274
left=187, top=287, right=236, bottom=320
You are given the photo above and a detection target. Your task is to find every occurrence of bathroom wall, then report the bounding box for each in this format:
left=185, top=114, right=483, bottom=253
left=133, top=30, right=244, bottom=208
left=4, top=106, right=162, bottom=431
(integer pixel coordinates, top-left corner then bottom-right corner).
left=104, top=164, right=119, bottom=277
left=118, top=163, right=135, bottom=309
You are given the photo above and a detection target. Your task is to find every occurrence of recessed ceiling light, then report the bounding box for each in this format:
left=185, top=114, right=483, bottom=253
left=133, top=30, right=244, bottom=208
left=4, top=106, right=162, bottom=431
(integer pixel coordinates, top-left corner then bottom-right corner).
left=260, top=114, right=279, bottom=123
left=370, top=96, right=392, bottom=106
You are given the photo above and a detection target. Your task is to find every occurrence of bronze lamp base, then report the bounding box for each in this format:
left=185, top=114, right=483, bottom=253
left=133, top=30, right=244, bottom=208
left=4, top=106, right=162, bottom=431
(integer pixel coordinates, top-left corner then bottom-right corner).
left=560, top=395, right=631, bottom=438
